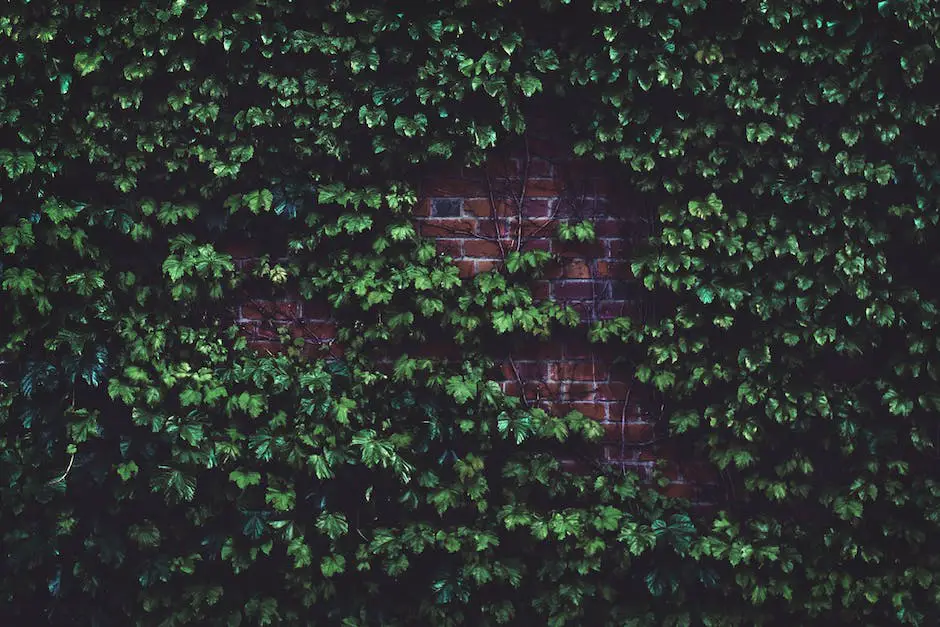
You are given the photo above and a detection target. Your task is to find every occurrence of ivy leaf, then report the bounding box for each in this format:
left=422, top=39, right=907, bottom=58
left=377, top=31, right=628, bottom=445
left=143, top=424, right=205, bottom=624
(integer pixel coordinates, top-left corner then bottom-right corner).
left=151, top=467, right=197, bottom=502
left=696, top=285, right=715, bottom=304
left=518, top=75, right=542, bottom=97
left=243, top=513, right=266, bottom=539
left=265, top=487, right=296, bottom=512
left=287, top=537, right=313, bottom=568
left=74, top=51, right=104, bottom=76
left=229, top=469, right=262, bottom=489
left=445, top=376, right=477, bottom=404
left=116, top=461, right=139, bottom=481
left=315, top=512, right=349, bottom=540
left=320, top=554, right=346, bottom=577
left=245, top=189, right=274, bottom=213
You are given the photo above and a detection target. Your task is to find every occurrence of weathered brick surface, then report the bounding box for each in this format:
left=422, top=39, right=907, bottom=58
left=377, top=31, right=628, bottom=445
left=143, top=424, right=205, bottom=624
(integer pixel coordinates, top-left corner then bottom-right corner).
left=228, top=144, right=717, bottom=500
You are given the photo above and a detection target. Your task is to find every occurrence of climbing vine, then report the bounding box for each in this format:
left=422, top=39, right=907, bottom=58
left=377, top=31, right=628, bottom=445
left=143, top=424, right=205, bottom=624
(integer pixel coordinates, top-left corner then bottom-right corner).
left=2, top=1, right=939, bottom=625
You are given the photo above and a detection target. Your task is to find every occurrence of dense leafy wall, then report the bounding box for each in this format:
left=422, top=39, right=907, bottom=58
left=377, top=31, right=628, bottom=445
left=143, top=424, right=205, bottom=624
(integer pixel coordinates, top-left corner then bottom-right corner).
left=2, top=1, right=939, bottom=625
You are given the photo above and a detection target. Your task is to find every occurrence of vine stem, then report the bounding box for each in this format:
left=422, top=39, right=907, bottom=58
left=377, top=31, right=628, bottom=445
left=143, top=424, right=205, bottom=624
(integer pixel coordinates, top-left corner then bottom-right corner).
left=47, top=453, right=75, bottom=486
left=513, top=134, right=530, bottom=253
left=484, top=169, right=507, bottom=261
left=507, top=354, right=531, bottom=409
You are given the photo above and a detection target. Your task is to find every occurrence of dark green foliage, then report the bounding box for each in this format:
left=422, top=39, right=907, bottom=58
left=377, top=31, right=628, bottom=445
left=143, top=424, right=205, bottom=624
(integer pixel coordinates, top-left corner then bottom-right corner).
left=2, top=1, right=939, bottom=625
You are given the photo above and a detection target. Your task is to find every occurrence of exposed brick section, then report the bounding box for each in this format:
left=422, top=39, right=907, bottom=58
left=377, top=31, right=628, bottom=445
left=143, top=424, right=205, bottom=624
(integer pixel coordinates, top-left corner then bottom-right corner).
left=407, top=146, right=688, bottom=481
left=228, top=141, right=715, bottom=503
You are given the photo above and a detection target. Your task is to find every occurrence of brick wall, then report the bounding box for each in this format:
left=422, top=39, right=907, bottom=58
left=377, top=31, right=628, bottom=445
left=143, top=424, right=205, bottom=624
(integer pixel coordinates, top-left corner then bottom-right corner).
left=231, top=139, right=717, bottom=501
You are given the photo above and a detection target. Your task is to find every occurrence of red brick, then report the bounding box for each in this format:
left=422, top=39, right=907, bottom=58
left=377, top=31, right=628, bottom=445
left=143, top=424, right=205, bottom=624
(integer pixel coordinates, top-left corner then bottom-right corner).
left=241, top=301, right=301, bottom=321
left=544, top=259, right=591, bottom=279
left=521, top=381, right=561, bottom=402
left=456, top=259, right=500, bottom=277
left=568, top=302, right=595, bottom=324
left=605, top=239, right=627, bottom=258
left=659, top=463, right=682, bottom=482
left=419, top=218, right=476, bottom=237
left=552, top=281, right=597, bottom=300
left=240, top=321, right=277, bottom=341
left=515, top=218, right=557, bottom=237
left=563, top=382, right=600, bottom=401
left=462, top=198, right=489, bottom=218
left=247, top=340, right=285, bottom=354
left=553, top=402, right=606, bottom=421
left=474, top=260, right=499, bottom=274
left=464, top=198, right=511, bottom=218
left=597, top=301, right=632, bottom=319
left=412, top=199, right=431, bottom=217
left=292, top=322, right=337, bottom=341
left=595, top=261, right=631, bottom=279
left=605, top=402, right=644, bottom=422
left=595, top=382, right=628, bottom=400
left=254, top=322, right=285, bottom=341
left=625, top=422, right=656, bottom=443
left=553, top=361, right=608, bottom=382
left=435, top=238, right=463, bottom=256
left=294, top=343, right=323, bottom=358
left=564, top=259, right=592, bottom=279
left=602, top=421, right=654, bottom=444
left=662, top=482, right=696, bottom=500
left=548, top=197, right=583, bottom=219
left=500, top=360, right=548, bottom=381
left=555, top=240, right=600, bottom=259
left=524, top=178, right=565, bottom=197
left=602, top=445, right=620, bottom=461
left=530, top=280, right=550, bottom=299
left=522, top=199, right=553, bottom=218
left=593, top=219, right=625, bottom=237
left=463, top=239, right=510, bottom=258
left=478, top=220, right=509, bottom=238
left=523, top=238, right=552, bottom=253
